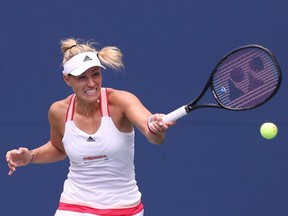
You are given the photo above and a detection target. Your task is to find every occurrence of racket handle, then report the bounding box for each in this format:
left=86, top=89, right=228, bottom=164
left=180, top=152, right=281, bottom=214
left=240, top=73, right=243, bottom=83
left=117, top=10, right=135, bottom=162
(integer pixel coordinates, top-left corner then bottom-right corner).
left=162, top=105, right=188, bottom=123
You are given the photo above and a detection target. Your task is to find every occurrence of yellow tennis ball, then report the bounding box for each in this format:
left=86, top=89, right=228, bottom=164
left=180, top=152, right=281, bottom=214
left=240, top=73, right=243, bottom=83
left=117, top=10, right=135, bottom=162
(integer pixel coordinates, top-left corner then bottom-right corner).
left=260, top=122, right=278, bottom=139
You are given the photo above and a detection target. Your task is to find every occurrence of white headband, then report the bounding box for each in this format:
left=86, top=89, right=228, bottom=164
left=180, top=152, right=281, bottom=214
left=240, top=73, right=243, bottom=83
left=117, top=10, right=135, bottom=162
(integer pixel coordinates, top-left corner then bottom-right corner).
left=63, top=52, right=106, bottom=76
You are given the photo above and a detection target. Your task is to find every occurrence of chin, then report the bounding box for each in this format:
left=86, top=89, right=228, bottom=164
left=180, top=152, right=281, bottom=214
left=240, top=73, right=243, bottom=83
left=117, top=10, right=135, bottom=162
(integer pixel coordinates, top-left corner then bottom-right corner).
left=85, top=95, right=99, bottom=102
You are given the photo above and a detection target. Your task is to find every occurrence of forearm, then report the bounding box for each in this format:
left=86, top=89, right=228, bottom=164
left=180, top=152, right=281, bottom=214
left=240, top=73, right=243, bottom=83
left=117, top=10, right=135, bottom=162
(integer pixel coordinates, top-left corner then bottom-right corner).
left=31, top=141, right=66, bottom=164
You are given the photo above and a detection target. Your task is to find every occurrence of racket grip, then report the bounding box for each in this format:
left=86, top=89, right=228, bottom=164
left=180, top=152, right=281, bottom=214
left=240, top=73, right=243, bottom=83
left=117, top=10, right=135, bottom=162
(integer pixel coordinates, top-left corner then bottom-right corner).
left=162, top=105, right=188, bottom=123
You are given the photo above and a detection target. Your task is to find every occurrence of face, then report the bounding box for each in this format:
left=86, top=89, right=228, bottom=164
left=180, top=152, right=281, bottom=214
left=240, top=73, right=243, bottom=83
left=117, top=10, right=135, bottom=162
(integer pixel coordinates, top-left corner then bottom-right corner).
left=64, top=66, right=102, bottom=103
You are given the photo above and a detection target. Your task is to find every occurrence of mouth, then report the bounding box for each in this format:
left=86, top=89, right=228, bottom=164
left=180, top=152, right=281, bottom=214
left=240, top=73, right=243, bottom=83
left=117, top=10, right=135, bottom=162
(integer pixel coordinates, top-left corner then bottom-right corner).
left=85, top=89, right=97, bottom=95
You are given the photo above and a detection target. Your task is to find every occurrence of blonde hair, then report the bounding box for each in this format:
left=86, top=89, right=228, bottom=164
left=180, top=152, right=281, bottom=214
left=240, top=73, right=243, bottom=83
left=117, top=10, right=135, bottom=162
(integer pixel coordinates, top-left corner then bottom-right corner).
left=60, top=38, right=124, bottom=70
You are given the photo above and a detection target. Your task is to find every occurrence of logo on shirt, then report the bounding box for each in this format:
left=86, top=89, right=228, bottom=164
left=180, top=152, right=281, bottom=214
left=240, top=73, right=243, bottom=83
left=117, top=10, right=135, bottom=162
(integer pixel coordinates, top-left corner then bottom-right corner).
left=83, top=155, right=109, bottom=165
left=87, top=136, right=95, bottom=142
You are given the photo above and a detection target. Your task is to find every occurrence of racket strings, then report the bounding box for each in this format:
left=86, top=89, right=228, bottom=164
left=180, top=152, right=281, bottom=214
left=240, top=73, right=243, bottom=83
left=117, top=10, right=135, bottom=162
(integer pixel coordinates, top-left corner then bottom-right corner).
left=212, top=47, right=280, bottom=109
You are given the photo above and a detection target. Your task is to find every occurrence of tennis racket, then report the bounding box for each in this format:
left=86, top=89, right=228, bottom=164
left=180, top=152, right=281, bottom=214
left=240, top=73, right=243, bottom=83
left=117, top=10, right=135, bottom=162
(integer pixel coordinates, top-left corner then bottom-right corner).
left=162, top=44, right=282, bottom=123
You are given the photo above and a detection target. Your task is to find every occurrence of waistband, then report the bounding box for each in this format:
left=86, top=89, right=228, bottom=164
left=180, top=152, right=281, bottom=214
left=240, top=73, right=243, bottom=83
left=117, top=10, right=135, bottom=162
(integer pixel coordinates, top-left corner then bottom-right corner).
left=57, top=201, right=144, bottom=216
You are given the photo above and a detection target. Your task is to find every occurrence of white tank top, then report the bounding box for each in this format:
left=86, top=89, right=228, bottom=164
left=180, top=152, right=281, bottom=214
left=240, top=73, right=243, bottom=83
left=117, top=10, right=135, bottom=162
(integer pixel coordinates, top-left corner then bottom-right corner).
left=60, top=88, right=142, bottom=209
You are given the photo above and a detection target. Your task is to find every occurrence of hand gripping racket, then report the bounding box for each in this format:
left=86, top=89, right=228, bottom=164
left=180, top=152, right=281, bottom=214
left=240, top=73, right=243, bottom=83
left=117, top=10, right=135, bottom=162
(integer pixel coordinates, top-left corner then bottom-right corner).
left=163, top=45, right=282, bottom=123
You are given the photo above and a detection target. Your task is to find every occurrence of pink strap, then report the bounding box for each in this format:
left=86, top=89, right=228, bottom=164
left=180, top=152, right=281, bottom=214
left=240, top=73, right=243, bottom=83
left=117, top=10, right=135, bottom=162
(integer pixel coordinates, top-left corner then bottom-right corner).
left=65, top=94, right=76, bottom=122
left=100, top=88, right=110, bottom=117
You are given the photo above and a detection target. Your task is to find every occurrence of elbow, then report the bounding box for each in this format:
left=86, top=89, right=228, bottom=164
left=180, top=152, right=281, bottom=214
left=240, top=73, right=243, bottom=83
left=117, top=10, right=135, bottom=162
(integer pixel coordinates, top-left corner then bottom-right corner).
left=58, top=151, right=67, bottom=161
left=148, top=135, right=165, bottom=145
left=60, top=155, right=67, bottom=161
left=152, top=140, right=165, bottom=145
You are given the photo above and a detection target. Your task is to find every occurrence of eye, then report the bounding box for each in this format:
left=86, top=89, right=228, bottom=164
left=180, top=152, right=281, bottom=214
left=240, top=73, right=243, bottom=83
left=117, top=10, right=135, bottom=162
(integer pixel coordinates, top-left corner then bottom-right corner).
left=92, top=70, right=100, bottom=77
left=77, top=75, right=86, bottom=80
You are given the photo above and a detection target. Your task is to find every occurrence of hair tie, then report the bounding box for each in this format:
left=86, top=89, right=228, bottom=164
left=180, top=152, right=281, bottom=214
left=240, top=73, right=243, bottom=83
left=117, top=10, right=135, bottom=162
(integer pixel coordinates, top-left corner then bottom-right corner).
left=69, top=44, right=77, bottom=49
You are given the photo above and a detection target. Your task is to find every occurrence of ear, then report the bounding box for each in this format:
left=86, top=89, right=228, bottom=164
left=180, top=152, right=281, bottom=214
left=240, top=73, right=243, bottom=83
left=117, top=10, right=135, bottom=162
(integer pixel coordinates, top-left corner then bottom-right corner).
left=63, top=75, right=71, bottom=86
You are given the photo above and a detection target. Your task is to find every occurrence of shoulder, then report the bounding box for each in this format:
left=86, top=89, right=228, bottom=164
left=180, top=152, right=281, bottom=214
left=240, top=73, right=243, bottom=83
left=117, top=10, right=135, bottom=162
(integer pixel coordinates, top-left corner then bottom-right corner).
left=105, top=88, right=145, bottom=118
left=48, top=95, right=73, bottom=121
left=106, top=87, right=139, bottom=104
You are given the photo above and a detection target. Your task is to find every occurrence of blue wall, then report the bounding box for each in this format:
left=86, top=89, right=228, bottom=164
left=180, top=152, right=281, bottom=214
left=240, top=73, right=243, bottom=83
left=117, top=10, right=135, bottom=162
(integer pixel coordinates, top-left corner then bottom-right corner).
left=1, top=1, right=288, bottom=215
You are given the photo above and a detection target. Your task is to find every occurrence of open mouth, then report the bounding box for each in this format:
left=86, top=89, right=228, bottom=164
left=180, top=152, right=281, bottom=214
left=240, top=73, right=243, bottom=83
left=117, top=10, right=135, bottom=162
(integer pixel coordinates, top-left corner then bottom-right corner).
left=85, top=89, right=97, bottom=95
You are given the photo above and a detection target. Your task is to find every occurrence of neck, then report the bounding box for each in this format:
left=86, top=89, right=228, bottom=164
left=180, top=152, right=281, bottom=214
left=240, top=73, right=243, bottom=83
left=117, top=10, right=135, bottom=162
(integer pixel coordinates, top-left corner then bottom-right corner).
left=75, top=98, right=100, bottom=117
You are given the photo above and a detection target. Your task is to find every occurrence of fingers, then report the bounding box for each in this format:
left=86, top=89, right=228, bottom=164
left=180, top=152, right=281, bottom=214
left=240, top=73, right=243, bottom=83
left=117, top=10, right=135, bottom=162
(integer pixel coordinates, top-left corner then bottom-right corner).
left=8, top=167, right=15, bottom=176
left=149, top=114, right=168, bottom=134
left=166, top=120, right=177, bottom=126
left=6, top=150, right=17, bottom=164
left=6, top=151, right=17, bottom=176
left=6, top=147, right=29, bottom=176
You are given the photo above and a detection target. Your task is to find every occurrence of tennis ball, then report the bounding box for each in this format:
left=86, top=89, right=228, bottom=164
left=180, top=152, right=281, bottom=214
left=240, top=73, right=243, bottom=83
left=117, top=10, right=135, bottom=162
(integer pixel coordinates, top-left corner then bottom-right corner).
left=260, top=122, right=278, bottom=139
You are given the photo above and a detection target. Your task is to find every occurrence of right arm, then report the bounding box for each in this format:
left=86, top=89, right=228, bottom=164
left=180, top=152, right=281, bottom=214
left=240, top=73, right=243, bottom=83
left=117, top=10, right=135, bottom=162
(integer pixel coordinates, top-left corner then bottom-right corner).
left=6, top=98, right=69, bottom=175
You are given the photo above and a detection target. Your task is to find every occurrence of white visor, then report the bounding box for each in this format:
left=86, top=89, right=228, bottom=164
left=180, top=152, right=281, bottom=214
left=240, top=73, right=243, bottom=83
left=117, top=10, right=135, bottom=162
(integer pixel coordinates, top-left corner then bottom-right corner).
left=63, top=52, right=106, bottom=76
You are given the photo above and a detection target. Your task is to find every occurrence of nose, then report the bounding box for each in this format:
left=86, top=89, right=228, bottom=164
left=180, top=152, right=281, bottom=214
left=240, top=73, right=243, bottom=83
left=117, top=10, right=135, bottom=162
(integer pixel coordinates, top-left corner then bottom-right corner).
left=87, top=77, right=96, bottom=87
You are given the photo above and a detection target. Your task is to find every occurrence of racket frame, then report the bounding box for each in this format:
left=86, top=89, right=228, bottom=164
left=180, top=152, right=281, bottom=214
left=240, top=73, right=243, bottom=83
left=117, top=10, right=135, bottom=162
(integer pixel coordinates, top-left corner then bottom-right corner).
left=162, top=44, right=282, bottom=123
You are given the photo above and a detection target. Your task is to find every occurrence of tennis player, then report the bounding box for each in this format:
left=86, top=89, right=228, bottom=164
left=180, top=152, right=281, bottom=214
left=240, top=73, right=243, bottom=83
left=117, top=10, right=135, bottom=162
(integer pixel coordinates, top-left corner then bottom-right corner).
left=6, top=38, right=174, bottom=216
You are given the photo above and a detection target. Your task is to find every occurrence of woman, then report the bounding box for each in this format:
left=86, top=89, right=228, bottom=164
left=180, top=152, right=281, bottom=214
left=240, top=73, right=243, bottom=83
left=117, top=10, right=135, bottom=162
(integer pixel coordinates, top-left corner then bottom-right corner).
left=6, top=38, right=174, bottom=216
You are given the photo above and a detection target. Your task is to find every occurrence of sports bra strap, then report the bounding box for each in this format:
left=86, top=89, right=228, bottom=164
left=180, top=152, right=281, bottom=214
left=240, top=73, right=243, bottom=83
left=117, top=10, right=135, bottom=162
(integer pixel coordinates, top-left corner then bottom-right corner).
left=65, top=88, right=110, bottom=122
left=65, top=94, right=76, bottom=122
left=100, top=88, right=110, bottom=117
